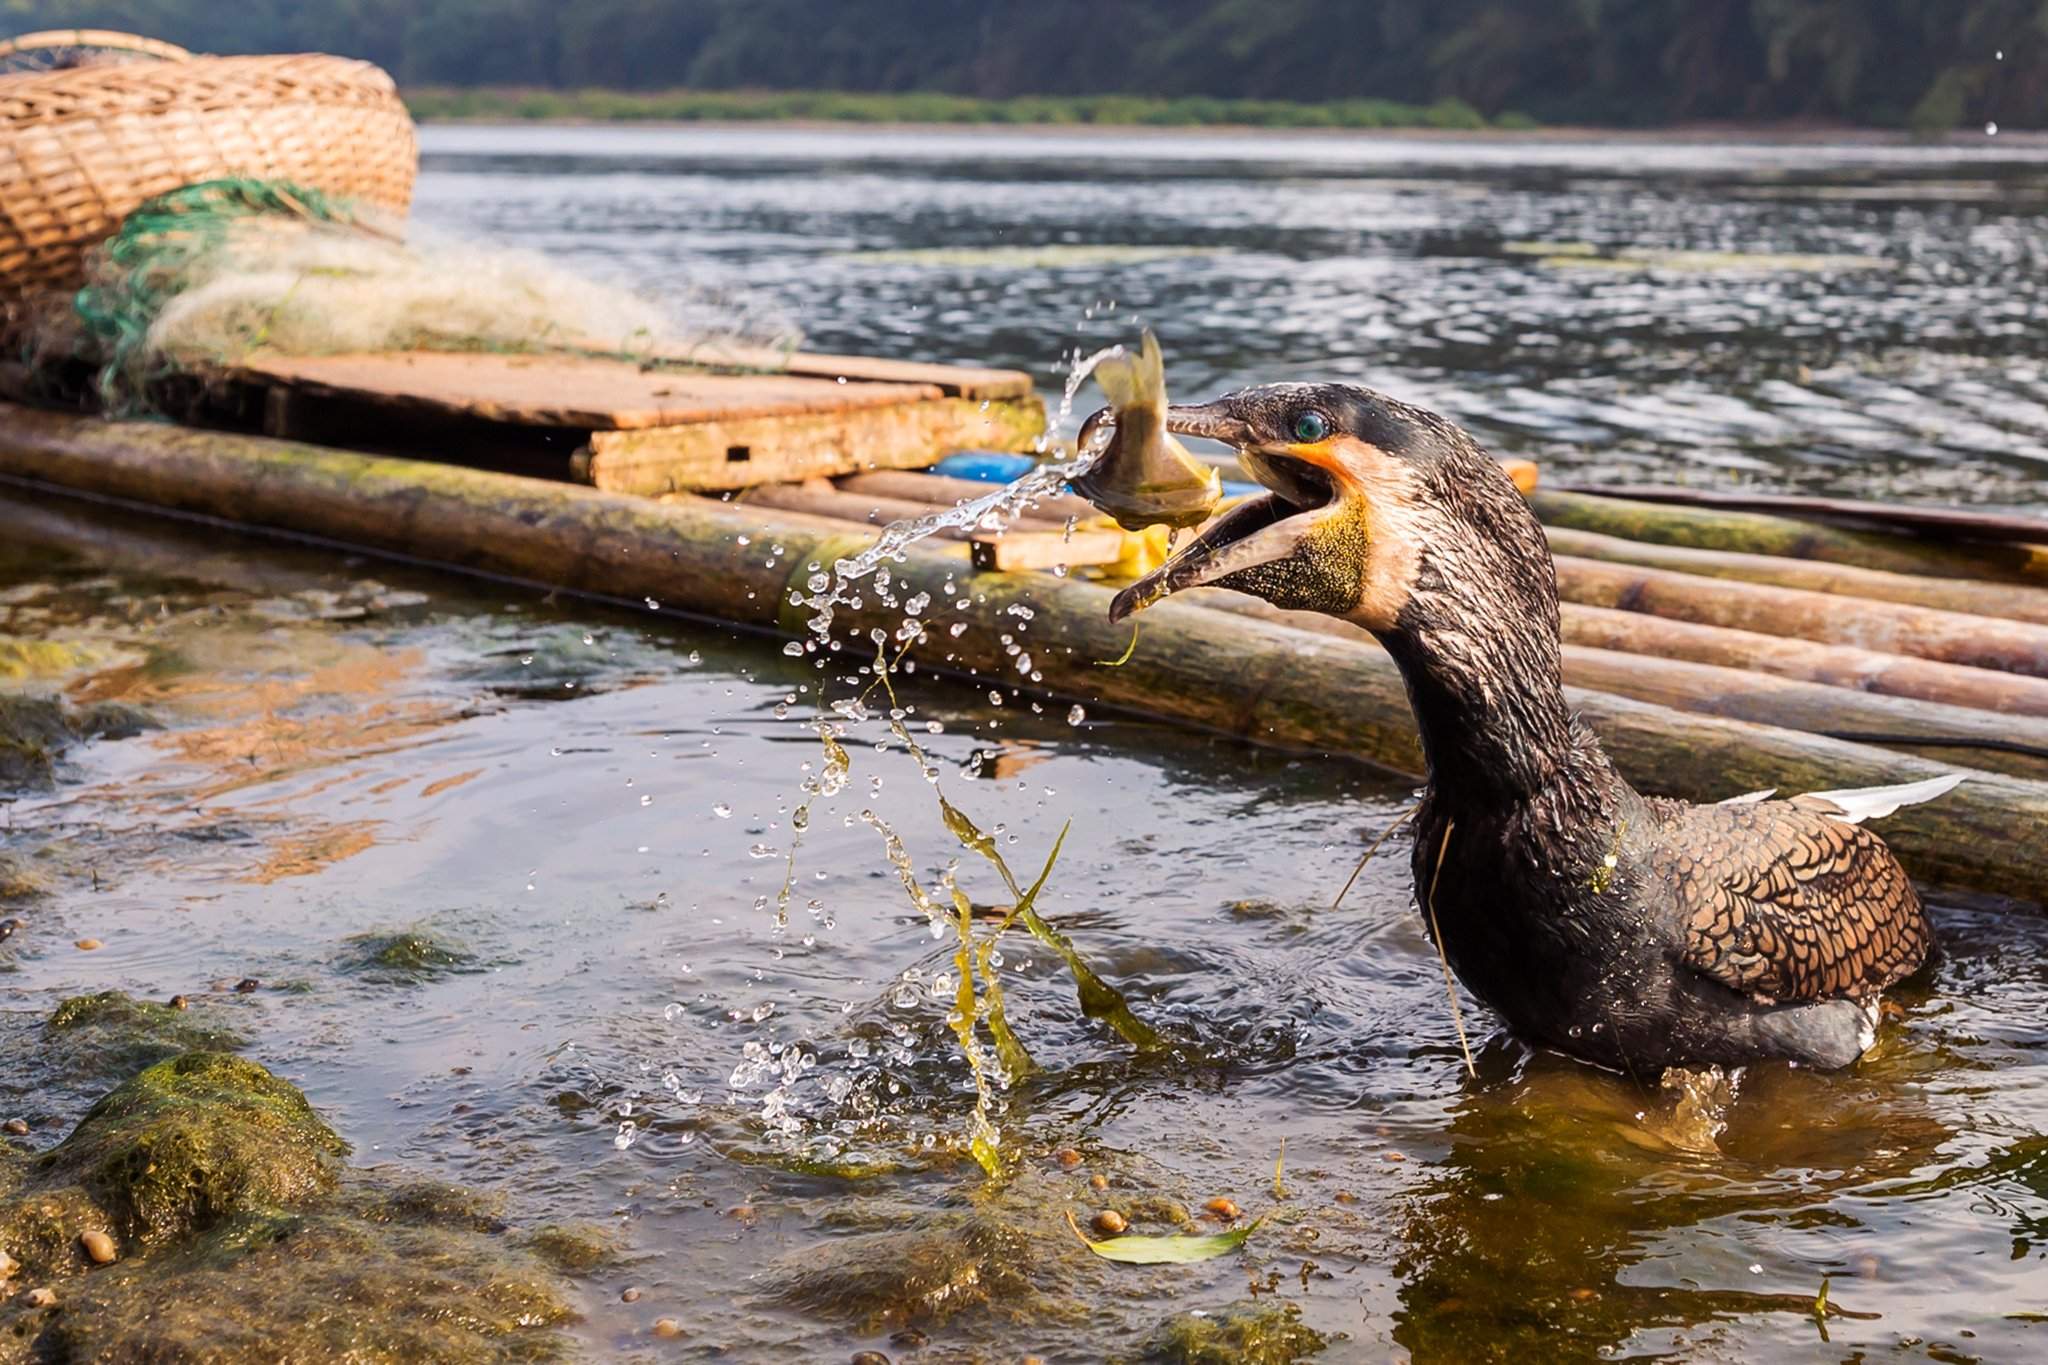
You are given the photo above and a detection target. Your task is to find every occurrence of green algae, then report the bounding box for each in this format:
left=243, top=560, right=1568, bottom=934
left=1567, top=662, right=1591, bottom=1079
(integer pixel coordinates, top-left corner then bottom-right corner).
left=1142, top=1300, right=1327, bottom=1363
left=760, top=1212, right=1036, bottom=1334
left=44, top=991, right=247, bottom=1080
left=344, top=929, right=479, bottom=983
left=522, top=1221, right=619, bottom=1274
left=0, top=1051, right=575, bottom=1363
left=29, top=1186, right=574, bottom=1364
left=35, top=1052, right=348, bottom=1249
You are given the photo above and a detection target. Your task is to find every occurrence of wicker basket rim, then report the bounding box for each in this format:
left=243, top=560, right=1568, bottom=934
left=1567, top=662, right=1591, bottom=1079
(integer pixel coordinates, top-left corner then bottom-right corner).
left=0, top=29, right=193, bottom=63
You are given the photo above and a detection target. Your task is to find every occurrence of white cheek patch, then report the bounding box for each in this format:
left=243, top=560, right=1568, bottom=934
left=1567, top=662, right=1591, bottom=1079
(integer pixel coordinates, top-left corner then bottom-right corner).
left=1345, top=465, right=1435, bottom=634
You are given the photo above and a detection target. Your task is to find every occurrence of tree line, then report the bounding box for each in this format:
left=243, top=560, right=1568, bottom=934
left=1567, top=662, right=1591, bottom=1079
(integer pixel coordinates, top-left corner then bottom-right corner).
left=7, top=0, right=2043, bottom=129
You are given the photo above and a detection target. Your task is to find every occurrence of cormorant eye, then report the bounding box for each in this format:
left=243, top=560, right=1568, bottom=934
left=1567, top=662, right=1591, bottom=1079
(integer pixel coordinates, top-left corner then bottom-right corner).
left=1291, top=410, right=1330, bottom=444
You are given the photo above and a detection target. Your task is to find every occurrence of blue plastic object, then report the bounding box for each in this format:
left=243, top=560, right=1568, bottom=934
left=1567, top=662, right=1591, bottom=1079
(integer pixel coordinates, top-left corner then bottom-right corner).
left=933, top=450, right=1259, bottom=499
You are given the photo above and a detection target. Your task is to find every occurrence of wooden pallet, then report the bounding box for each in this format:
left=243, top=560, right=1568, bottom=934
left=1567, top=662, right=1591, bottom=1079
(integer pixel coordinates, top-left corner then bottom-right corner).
left=220, top=348, right=1046, bottom=494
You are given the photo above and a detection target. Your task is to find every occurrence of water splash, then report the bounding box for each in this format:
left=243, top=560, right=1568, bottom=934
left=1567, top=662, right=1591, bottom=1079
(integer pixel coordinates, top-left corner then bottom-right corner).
left=789, top=343, right=1125, bottom=652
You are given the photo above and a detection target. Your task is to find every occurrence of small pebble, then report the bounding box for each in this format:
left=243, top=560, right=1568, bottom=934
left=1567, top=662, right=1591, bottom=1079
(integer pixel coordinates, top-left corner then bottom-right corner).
left=650, top=1317, right=683, bottom=1338
left=2, top=1119, right=27, bottom=1136
left=1054, top=1148, right=1082, bottom=1168
left=24, top=1286, right=55, bottom=1308
left=1333, top=1191, right=1357, bottom=1204
left=1023, top=1358, right=1047, bottom=1365
left=851, top=1353, right=891, bottom=1365
left=1091, top=1209, right=1127, bottom=1236
left=80, top=1230, right=116, bottom=1265
left=0, top=1250, right=18, bottom=1280
left=75, top=939, right=102, bottom=952
left=1088, top=1173, right=1108, bottom=1192
left=168, top=995, right=189, bottom=1011
left=621, top=1286, right=642, bottom=1303
left=888, top=1327, right=928, bottom=1347
left=0, top=918, right=20, bottom=942
left=1569, top=1286, right=1597, bottom=1302
left=234, top=978, right=260, bottom=994
left=1383, top=1151, right=1406, bottom=1162
left=1203, top=1197, right=1241, bottom=1220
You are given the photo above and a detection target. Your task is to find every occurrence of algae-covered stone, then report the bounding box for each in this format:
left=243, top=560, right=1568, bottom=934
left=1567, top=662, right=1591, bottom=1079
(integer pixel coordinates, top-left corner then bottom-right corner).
left=343, top=929, right=478, bottom=984
left=0, top=1057, right=577, bottom=1363
left=44, top=991, right=247, bottom=1080
left=32, top=1182, right=574, bottom=1364
left=0, top=695, right=69, bottom=791
left=524, top=1222, right=620, bottom=1274
left=1143, top=1300, right=1327, bottom=1363
left=762, top=1213, right=1034, bottom=1333
left=39, top=1052, right=347, bottom=1247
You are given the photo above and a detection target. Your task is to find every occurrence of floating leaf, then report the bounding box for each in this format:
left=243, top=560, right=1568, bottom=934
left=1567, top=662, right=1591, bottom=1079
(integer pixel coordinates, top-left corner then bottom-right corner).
left=1066, top=1210, right=1260, bottom=1264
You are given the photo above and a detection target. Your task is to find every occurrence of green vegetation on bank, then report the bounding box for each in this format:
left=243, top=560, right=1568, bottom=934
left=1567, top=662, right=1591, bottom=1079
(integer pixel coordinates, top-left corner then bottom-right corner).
left=10, top=0, right=2041, bottom=131
left=404, top=86, right=1504, bottom=130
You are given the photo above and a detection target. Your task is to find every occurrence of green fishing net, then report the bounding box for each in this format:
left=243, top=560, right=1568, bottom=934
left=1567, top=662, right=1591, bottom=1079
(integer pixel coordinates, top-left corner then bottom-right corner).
left=64, top=175, right=796, bottom=413
left=73, top=178, right=372, bottom=407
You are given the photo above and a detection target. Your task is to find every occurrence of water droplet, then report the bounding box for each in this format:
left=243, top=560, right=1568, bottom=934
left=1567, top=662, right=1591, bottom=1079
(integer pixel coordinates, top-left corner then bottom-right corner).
left=644, top=597, right=661, bottom=610
left=782, top=640, right=805, bottom=656
left=749, top=842, right=776, bottom=858
left=1986, top=121, right=2000, bottom=135
left=613, top=1121, right=637, bottom=1150
left=1067, top=704, right=1086, bottom=726
left=640, top=794, right=653, bottom=806
left=713, top=802, right=732, bottom=818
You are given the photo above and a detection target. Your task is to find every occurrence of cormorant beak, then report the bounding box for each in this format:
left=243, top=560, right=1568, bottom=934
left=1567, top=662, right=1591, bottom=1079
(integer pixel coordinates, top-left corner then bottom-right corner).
left=1109, top=396, right=1355, bottom=623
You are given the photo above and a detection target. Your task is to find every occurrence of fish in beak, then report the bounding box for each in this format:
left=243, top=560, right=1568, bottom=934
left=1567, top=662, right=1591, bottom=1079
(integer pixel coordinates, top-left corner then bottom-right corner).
left=1108, top=386, right=1371, bottom=625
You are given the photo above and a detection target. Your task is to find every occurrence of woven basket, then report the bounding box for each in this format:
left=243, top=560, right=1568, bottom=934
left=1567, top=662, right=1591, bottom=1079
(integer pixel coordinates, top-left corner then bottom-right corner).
left=0, top=49, right=417, bottom=296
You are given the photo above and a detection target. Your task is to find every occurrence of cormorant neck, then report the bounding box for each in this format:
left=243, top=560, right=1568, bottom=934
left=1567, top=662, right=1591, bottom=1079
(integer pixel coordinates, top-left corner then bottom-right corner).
left=1376, top=535, right=1588, bottom=809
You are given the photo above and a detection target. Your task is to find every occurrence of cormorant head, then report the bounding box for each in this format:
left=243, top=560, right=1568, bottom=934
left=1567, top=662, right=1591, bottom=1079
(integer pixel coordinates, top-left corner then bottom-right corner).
left=1108, top=382, right=1526, bottom=634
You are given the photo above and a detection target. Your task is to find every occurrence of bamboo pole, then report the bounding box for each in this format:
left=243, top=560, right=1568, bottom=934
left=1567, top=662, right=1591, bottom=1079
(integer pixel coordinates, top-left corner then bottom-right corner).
left=0, top=403, right=2042, bottom=902
left=1553, top=555, right=2048, bottom=676
left=1193, top=593, right=2048, bottom=779
left=1558, top=484, right=2048, bottom=544
left=1532, top=489, right=2048, bottom=585
left=1546, top=526, right=2048, bottom=626
left=1558, top=604, right=2048, bottom=718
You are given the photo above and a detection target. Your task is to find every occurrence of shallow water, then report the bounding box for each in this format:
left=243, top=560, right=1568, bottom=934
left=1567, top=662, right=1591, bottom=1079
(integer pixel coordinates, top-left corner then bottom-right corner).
left=416, top=124, right=2048, bottom=511
left=4, top=128, right=2048, bottom=1361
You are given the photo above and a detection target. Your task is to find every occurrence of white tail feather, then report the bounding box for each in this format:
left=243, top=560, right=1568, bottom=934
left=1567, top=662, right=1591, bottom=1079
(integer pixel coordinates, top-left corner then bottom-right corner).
left=1719, top=788, right=1776, bottom=806
left=1798, top=772, right=1967, bottom=825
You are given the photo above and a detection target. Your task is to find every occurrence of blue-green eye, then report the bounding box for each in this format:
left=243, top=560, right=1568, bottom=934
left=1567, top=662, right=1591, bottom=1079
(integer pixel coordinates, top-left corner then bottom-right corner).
left=1291, top=410, right=1330, bottom=444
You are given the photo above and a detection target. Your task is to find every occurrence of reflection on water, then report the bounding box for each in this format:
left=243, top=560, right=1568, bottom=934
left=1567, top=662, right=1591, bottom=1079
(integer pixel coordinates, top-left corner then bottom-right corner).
left=4, top=482, right=2047, bottom=1361
left=416, top=124, right=2048, bottom=512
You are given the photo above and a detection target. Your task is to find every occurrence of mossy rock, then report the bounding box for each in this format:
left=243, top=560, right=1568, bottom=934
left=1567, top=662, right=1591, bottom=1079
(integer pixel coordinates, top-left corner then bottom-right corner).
left=0, top=695, right=69, bottom=791
left=344, top=930, right=477, bottom=983
left=761, top=1212, right=1035, bottom=1333
left=37, top=1052, right=347, bottom=1249
left=0, top=852, right=46, bottom=902
left=45, top=991, right=247, bottom=1079
left=523, top=1222, right=620, bottom=1275
left=27, top=1181, right=574, bottom=1363
left=1143, top=1300, right=1327, bottom=1363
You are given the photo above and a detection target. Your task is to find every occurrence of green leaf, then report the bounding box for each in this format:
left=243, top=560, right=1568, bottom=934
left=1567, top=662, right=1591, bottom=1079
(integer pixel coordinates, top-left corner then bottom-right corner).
left=1066, top=1211, right=1260, bottom=1264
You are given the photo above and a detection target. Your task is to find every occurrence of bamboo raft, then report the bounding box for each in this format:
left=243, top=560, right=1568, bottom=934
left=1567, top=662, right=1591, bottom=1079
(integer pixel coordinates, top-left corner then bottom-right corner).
left=0, top=393, right=2045, bottom=906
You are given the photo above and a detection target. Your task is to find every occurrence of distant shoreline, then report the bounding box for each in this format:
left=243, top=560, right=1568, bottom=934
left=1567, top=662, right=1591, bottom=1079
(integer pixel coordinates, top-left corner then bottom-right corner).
left=413, top=116, right=2041, bottom=148
left=403, top=89, right=2028, bottom=145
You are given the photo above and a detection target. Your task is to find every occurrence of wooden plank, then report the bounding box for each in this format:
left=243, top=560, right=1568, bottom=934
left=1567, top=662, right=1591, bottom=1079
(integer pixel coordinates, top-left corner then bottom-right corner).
left=667, top=342, right=1035, bottom=400
left=1559, top=483, right=2048, bottom=545
left=970, top=529, right=1127, bottom=572
left=579, top=394, right=1045, bottom=496
left=229, top=350, right=944, bottom=430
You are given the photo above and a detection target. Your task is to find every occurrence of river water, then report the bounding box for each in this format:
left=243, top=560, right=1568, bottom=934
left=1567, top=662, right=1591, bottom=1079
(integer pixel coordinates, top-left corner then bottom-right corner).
left=2, top=127, right=2047, bottom=1362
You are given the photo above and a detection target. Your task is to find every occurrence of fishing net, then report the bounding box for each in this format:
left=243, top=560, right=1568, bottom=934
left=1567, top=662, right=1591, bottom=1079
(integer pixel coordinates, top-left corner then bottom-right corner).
left=66, top=176, right=798, bottom=412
